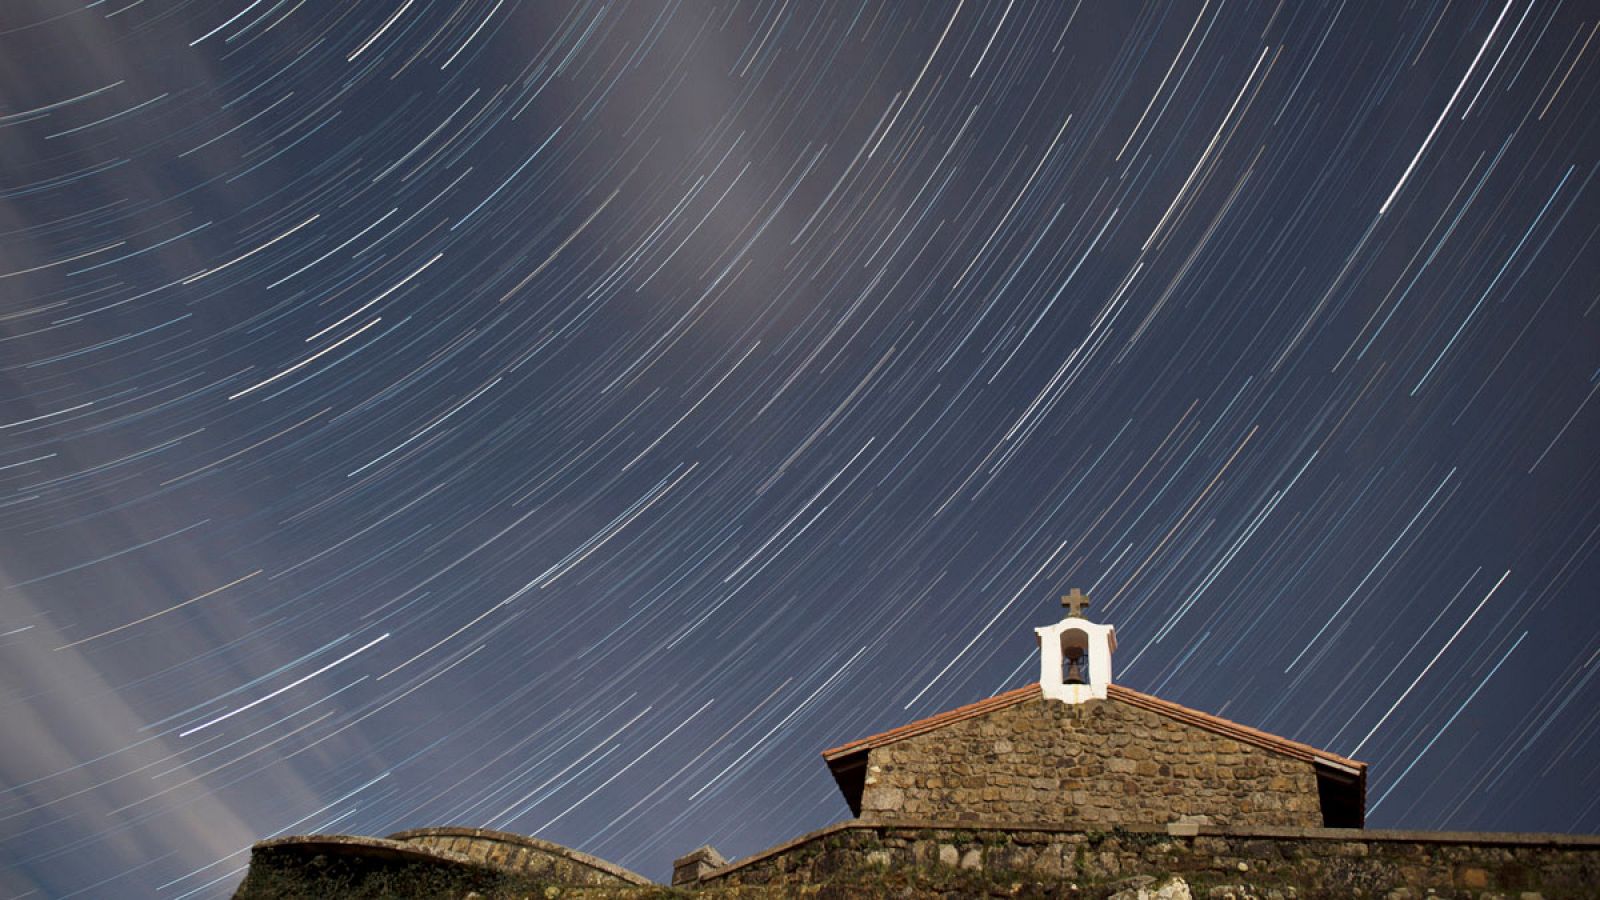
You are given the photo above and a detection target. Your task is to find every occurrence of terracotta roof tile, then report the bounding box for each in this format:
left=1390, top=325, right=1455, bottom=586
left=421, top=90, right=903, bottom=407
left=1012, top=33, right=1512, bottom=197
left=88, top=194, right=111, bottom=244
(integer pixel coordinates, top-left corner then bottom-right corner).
left=820, top=682, right=1365, bottom=773
left=1106, top=684, right=1365, bottom=771
left=821, top=684, right=1040, bottom=761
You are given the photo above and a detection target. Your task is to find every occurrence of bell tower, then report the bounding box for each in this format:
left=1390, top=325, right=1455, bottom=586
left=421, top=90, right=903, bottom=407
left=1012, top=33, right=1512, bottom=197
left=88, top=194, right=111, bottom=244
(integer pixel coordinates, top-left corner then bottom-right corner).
left=1035, top=589, right=1116, bottom=704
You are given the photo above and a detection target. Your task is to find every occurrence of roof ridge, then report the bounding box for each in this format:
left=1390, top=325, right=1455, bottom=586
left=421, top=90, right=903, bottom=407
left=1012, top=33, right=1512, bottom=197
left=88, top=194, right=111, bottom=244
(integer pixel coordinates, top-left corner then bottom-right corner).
left=1106, top=684, right=1365, bottom=770
left=821, top=682, right=1365, bottom=772
left=820, top=683, right=1039, bottom=760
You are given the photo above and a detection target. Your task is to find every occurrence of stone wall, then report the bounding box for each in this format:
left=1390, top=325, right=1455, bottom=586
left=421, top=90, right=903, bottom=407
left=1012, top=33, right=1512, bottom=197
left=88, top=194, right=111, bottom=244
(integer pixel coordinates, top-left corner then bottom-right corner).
left=233, top=829, right=649, bottom=899
left=388, top=827, right=650, bottom=885
left=694, top=820, right=1600, bottom=899
left=859, top=696, right=1324, bottom=828
left=233, top=835, right=547, bottom=899
left=235, top=823, right=1600, bottom=899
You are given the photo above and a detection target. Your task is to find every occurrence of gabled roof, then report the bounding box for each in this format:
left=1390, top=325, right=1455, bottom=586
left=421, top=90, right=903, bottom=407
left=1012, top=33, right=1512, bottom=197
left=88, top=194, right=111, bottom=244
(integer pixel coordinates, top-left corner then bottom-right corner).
left=821, top=683, right=1041, bottom=763
left=820, top=682, right=1367, bottom=824
left=821, top=682, right=1365, bottom=772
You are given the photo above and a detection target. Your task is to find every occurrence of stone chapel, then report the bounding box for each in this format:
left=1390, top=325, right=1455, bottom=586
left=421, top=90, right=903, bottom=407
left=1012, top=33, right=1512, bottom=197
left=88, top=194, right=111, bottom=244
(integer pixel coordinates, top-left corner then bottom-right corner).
left=237, top=593, right=1600, bottom=897
left=820, top=590, right=1367, bottom=830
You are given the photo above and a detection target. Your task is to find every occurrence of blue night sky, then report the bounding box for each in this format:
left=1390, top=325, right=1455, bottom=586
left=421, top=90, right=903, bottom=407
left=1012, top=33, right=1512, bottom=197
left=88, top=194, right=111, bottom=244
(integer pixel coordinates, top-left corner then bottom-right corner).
left=2, top=1, right=1597, bottom=895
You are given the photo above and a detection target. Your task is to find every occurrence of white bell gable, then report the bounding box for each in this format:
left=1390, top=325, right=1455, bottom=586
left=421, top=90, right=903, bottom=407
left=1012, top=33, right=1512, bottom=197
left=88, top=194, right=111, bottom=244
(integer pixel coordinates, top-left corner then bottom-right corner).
left=1035, top=590, right=1116, bottom=704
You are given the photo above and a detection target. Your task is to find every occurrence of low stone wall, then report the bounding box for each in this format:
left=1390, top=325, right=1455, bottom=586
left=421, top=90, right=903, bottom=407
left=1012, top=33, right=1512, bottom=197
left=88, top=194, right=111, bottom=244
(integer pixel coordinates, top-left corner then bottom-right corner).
left=233, top=829, right=652, bottom=899
left=233, top=835, right=548, bottom=899
left=389, top=826, right=650, bottom=886
left=693, top=819, right=1600, bottom=899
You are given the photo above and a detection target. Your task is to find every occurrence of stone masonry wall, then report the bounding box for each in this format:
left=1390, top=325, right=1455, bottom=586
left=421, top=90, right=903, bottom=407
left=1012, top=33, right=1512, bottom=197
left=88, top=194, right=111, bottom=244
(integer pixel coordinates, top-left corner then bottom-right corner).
left=697, top=821, right=1600, bottom=899
left=389, top=827, right=648, bottom=885
left=859, top=696, right=1324, bottom=827
left=234, top=830, right=651, bottom=899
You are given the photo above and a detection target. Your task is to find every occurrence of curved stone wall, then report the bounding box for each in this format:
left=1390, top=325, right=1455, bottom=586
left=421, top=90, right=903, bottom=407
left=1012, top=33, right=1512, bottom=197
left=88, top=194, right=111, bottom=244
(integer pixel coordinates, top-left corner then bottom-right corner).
left=388, top=826, right=650, bottom=885
left=234, top=834, right=541, bottom=898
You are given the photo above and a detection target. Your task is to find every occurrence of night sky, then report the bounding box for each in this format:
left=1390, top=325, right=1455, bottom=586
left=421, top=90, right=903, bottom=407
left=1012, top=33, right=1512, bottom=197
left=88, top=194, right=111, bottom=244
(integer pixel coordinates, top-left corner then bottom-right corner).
left=2, top=1, right=1598, bottom=895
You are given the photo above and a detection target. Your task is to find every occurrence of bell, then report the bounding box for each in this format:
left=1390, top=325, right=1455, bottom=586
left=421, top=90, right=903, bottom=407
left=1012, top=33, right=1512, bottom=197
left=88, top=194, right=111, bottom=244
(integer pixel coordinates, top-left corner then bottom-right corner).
left=1063, top=647, right=1087, bottom=685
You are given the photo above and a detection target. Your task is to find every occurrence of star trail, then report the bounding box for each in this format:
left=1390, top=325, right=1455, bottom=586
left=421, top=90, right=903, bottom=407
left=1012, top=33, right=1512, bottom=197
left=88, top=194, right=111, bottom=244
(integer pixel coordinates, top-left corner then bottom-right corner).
left=1, top=1, right=1598, bottom=895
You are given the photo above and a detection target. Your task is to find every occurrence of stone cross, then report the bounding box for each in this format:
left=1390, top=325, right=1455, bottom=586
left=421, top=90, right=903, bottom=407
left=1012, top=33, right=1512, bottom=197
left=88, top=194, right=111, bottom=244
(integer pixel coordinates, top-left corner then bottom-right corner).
left=1061, top=589, right=1090, bottom=617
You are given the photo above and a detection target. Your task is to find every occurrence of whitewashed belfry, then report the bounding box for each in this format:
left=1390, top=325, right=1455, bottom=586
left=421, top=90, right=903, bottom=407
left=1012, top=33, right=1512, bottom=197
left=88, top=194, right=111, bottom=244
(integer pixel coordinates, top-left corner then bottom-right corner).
left=1036, top=589, right=1116, bottom=704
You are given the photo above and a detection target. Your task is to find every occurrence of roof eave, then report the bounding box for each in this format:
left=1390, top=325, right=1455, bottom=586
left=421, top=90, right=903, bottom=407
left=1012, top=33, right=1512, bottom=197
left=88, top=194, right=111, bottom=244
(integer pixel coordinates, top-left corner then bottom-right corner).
left=820, top=682, right=1366, bottom=772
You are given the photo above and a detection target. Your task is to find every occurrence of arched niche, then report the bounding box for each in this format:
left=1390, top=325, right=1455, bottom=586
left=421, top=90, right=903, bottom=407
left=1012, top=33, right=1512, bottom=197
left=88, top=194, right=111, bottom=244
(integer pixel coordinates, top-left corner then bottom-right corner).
left=1035, top=617, right=1116, bottom=704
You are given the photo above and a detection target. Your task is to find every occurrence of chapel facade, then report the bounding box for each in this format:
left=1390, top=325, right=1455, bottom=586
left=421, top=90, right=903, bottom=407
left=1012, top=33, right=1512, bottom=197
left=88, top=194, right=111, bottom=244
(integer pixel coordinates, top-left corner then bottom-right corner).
left=821, top=590, right=1366, bottom=829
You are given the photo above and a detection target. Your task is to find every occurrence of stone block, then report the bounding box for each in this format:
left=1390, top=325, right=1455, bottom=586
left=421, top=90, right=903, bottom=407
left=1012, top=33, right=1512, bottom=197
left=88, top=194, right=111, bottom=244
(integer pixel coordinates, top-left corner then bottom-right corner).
left=671, top=844, right=727, bottom=886
left=870, top=785, right=904, bottom=811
